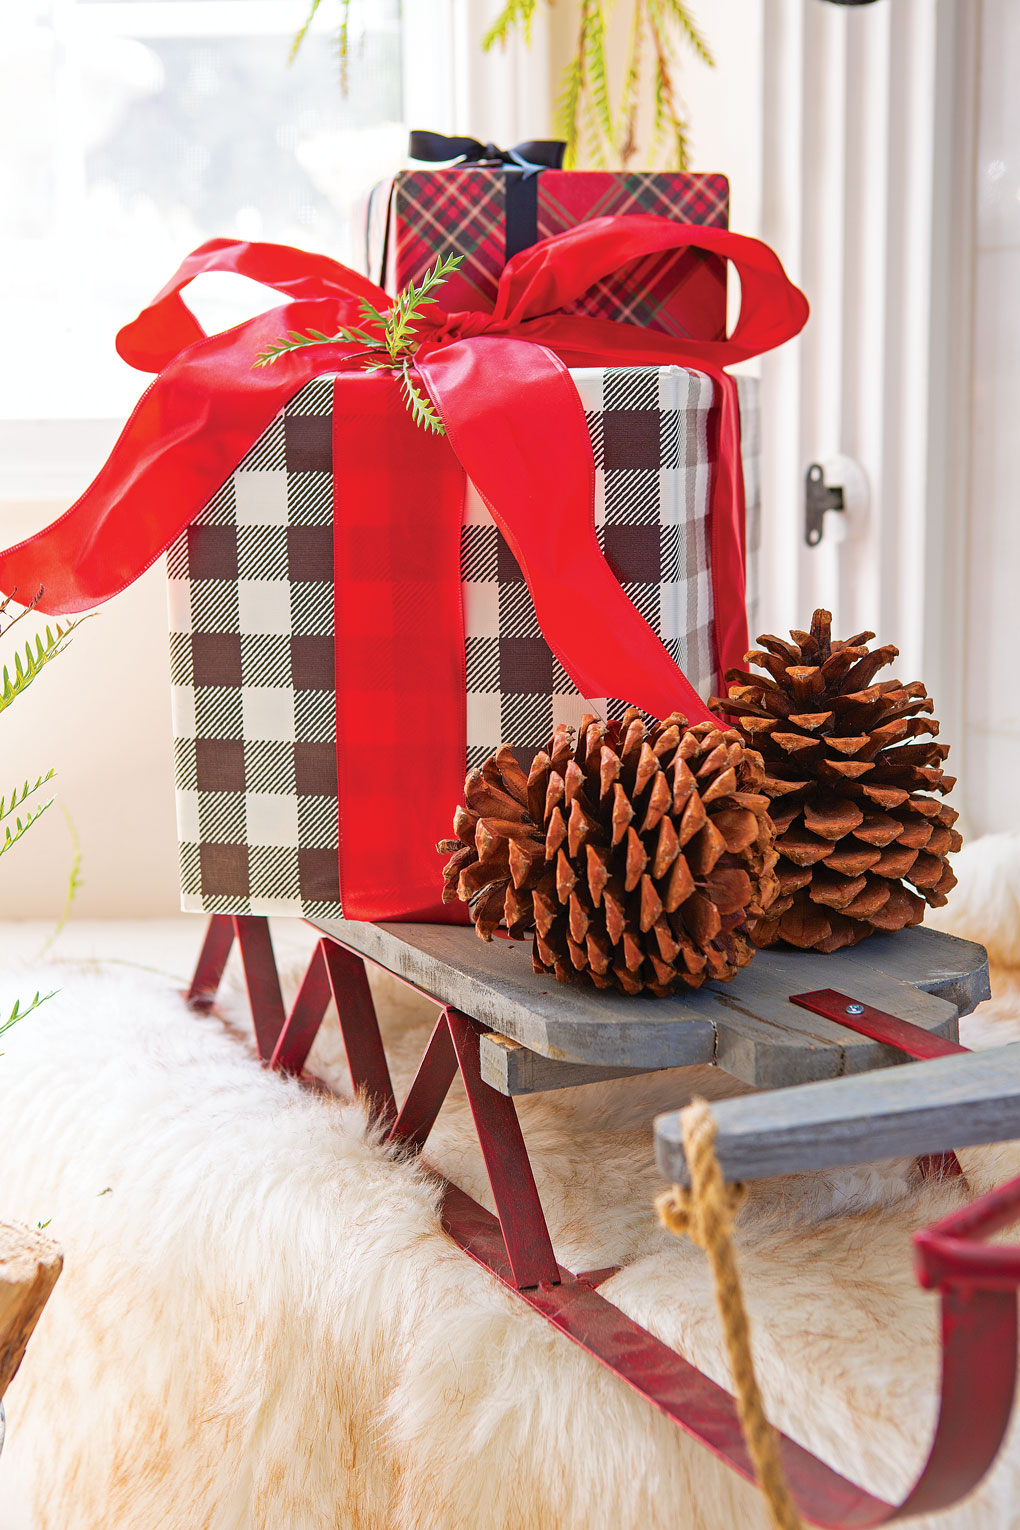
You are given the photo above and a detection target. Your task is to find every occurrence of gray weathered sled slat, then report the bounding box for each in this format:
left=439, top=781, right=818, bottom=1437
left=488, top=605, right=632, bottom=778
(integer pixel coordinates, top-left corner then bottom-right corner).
left=479, top=1033, right=660, bottom=1095
left=310, top=919, right=988, bottom=1088
left=825, top=923, right=991, bottom=1015
left=655, top=1040, right=1020, bottom=1186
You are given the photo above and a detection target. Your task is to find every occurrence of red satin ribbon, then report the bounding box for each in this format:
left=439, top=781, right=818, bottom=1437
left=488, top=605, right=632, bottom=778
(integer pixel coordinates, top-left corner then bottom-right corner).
left=0, top=217, right=807, bottom=919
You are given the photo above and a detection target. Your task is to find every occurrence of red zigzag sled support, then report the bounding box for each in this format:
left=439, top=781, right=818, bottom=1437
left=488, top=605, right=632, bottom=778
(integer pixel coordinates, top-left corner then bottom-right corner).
left=188, top=913, right=1020, bottom=1527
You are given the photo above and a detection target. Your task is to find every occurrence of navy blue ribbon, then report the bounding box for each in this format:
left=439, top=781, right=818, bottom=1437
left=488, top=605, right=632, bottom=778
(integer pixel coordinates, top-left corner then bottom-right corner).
left=408, top=131, right=566, bottom=259
left=408, top=130, right=566, bottom=177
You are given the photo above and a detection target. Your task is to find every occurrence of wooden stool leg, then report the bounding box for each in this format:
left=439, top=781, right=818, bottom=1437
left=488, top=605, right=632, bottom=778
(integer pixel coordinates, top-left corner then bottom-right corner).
left=445, top=1009, right=559, bottom=1290
left=186, top=915, right=235, bottom=1010
left=233, top=916, right=287, bottom=1061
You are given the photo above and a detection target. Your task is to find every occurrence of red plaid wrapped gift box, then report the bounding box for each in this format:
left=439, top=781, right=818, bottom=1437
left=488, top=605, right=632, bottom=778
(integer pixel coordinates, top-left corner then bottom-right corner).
left=366, top=167, right=730, bottom=340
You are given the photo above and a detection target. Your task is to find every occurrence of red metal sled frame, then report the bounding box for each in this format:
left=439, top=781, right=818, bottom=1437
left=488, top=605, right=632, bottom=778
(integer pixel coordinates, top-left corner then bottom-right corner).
left=188, top=914, right=1020, bottom=1527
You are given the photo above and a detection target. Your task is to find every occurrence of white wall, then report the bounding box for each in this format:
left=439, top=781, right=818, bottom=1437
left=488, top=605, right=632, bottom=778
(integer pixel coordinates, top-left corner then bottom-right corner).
left=0, top=505, right=180, bottom=918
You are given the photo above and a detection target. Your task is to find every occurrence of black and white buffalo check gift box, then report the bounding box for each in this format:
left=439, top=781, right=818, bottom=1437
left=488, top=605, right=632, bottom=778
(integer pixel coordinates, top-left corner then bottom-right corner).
left=167, top=366, right=760, bottom=920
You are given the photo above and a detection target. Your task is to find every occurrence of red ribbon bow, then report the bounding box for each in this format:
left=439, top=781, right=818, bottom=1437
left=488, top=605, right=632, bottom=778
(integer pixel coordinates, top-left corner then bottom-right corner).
left=0, top=216, right=807, bottom=919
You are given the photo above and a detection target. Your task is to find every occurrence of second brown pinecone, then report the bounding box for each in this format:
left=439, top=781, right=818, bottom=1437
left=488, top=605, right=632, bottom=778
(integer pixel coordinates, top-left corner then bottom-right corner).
left=712, top=609, right=962, bottom=952
left=438, top=709, right=778, bottom=996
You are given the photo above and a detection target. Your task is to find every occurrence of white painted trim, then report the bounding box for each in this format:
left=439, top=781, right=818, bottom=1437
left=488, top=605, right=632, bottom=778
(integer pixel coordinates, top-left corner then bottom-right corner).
left=69, top=1, right=362, bottom=38
left=402, top=0, right=550, bottom=142
left=923, top=0, right=980, bottom=785
left=401, top=0, right=458, bottom=131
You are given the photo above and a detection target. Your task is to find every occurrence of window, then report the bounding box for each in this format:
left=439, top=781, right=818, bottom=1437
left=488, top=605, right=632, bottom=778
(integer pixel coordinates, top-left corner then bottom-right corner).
left=1, top=0, right=432, bottom=492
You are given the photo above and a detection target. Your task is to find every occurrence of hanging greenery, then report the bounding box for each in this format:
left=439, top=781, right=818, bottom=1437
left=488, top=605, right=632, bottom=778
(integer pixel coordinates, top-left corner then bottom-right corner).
left=291, top=0, right=353, bottom=92
left=293, top=1, right=713, bottom=171
left=484, top=0, right=713, bottom=170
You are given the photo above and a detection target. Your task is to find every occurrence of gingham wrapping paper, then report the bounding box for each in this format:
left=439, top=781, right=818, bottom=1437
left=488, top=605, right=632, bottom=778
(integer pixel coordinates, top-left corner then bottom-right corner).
left=167, top=366, right=761, bottom=919
left=168, top=377, right=340, bottom=919
left=370, top=169, right=730, bottom=340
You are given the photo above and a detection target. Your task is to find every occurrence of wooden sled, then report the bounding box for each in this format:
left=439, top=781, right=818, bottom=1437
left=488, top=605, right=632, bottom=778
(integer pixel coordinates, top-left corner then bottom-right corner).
left=188, top=914, right=1020, bottom=1525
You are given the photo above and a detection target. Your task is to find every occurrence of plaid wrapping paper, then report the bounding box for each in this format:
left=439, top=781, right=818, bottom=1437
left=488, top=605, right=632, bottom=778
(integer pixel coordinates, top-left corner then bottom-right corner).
left=367, top=169, right=730, bottom=341
left=167, top=366, right=761, bottom=920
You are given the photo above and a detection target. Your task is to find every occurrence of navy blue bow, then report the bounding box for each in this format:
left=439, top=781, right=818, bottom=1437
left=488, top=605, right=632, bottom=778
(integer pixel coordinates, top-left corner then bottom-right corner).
left=408, top=131, right=566, bottom=180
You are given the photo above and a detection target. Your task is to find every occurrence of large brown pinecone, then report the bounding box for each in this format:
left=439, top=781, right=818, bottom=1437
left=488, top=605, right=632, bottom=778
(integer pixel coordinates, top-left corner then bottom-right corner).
left=712, top=609, right=962, bottom=953
left=438, top=709, right=778, bottom=996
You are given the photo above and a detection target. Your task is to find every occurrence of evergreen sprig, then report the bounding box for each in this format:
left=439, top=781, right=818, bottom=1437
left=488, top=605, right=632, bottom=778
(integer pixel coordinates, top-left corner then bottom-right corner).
left=399, top=360, right=446, bottom=435
left=254, top=254, right=463, bottom=436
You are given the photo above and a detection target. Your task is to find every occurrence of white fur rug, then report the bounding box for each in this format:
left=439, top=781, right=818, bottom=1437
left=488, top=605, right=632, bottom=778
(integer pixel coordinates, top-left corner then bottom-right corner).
left=1, top=834, right=1020, bottom=1530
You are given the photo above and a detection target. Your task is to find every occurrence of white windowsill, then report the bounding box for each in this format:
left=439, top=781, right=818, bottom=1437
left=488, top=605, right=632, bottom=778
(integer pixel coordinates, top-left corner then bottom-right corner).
left=0, top=420, right=123, bottom=505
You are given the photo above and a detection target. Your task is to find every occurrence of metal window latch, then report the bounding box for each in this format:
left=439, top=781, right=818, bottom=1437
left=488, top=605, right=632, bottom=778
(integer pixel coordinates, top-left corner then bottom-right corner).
left=805, top=462, right=845, bottom=546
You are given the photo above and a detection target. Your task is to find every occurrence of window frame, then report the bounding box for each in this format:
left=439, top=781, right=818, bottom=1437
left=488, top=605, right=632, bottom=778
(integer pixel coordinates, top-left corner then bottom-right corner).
left=2, top=0, right=548, bottom=502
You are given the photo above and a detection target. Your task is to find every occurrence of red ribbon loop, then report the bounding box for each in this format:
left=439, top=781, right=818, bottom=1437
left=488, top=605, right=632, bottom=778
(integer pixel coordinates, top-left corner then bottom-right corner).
left=116, top=237, right=389, bottom=373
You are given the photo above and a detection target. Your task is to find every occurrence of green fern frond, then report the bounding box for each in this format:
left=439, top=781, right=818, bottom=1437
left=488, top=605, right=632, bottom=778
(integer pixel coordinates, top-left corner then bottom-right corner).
left=38, top=805, right=82, bottom=958
left=0, top=772, right=55, bottom=824
left=482, top=0, right=539, bottom=50
left=332, top=1, right=353, bottom=93
left=581, top=88, right=609, bottom=171
left=554, top=56, right=585, bottom=167
left=490, top=0, right=713, bottom=171
left=583, top=0, right=615, bottom=147
left=672, top=118, right=692, bottom=172
left=619, top=0, right=646, bottom=164
left=0, top=799, right=53, bottom=859
left=663, top=0, right=715, bottom=67
left=400, top=362, right=446, bottom=435
left=291, top=0, right=353, bottom=88
left=0, top=621, right=80, bottom=717
left=0, top=989, right=57, bottom=1041
left=290, top=0, right=325, bottom=61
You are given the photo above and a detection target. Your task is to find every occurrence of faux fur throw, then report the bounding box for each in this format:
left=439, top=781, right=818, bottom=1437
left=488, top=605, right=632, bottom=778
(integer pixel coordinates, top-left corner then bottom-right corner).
left=1, top=833, right=1019, bottom=1530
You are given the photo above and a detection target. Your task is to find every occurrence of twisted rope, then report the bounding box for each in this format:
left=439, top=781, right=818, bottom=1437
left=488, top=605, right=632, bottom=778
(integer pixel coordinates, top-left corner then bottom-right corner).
left=655, top=1099, right=804, bottom=1530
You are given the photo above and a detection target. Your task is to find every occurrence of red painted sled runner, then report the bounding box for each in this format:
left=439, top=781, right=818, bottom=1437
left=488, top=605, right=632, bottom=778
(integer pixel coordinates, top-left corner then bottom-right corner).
left=189, top=912, right=1020, bottom=1526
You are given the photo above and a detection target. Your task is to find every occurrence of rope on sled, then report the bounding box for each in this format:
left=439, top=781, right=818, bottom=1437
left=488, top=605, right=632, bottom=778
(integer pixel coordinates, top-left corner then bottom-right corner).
left=656, top=1099, right=804, bottom=1530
